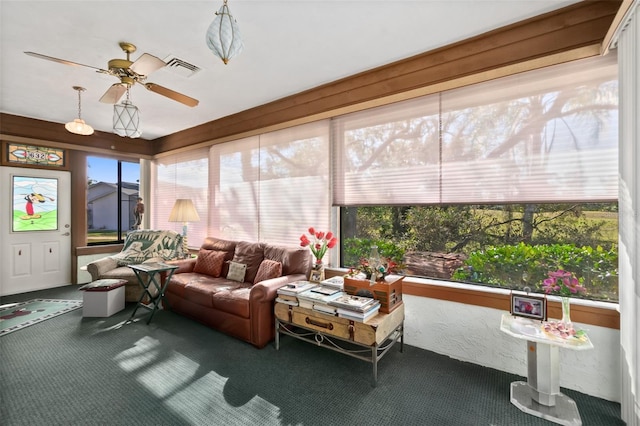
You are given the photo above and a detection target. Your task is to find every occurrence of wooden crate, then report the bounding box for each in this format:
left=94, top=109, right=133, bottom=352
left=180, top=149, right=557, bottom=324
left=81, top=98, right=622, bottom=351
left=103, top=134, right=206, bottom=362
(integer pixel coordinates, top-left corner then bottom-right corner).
left=343, top=275, right=403, bottom=314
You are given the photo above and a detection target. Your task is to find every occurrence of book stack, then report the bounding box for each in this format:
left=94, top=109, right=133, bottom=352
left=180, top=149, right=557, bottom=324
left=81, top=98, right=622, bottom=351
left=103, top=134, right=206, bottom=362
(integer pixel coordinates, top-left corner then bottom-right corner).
left=276, top=281, right=318, bottom=306
left=328, top=294, right=381, bottom=322
left=297, top=286, right=343, bottom=314
left=319, top=276, right=345, bottom=291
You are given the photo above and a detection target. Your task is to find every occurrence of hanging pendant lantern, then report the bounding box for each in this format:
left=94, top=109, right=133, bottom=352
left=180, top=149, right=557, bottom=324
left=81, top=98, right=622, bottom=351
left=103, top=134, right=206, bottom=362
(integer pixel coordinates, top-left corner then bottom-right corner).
left=113, top=88, right=141, bottom=138
left=206, top=0, right=243, bottom=64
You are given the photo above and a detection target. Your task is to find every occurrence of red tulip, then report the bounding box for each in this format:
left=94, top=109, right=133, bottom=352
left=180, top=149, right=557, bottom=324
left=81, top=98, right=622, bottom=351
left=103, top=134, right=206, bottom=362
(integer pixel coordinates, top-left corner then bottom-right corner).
left=327, top=237, right=338, bottom=248
left=316, top=231, right=325, bottom=240
left=308, top=227, right=315, bottom=235
left=326, top=232, right=333, bottom=240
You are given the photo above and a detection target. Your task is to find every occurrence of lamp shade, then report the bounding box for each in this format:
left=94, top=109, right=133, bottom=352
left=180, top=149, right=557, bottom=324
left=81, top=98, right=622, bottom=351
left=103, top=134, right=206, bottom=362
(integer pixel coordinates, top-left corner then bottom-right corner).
left=65, top=118, right=94, bottom=136
left=66, top=86, right=94, bottom=135
left=205, top=0, right=243, bottom=64
left=168, top=199, right=200, bottom=223
left=113, top=99, right=141, bottom=138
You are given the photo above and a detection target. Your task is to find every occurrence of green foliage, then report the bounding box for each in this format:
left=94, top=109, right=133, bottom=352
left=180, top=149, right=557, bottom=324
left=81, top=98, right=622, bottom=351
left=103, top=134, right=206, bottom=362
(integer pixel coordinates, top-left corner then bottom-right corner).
left=343, top=203, right=619, bottom=302
left=452, top=243, right=618, bottom=301
left=403, top=206, right=475, bottom=252
left=343, top=238, right=405, bottom=270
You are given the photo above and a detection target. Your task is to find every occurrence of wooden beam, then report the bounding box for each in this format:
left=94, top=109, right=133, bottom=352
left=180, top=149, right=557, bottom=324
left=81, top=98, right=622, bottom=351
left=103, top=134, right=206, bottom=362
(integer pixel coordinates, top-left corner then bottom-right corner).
left=0, top=113, right=155, bottom=157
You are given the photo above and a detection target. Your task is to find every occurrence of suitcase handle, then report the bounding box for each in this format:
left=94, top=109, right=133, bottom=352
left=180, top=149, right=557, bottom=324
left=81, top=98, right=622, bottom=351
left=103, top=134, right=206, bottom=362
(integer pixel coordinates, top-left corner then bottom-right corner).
left=305, top=316, right=334, bottom=330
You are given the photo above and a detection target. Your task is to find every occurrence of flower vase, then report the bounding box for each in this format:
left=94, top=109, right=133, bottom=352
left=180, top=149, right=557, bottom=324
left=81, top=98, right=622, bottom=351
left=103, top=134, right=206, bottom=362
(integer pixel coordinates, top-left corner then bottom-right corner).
left=561, top=296, right=572, bottom=327
left=310, top=262, right=325, bottom=283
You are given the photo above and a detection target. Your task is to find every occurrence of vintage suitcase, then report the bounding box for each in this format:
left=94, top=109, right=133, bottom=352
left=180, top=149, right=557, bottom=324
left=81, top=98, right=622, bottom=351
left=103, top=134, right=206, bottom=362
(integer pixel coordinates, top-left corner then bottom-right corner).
left=343, top=275, right=403, bottom=314
left=275, top=302, right=404, bottom=346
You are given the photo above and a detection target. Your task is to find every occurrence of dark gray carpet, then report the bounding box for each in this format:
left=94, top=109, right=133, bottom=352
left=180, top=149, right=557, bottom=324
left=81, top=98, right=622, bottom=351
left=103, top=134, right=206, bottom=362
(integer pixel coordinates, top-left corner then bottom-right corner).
left=0, top=285, right=623, bottom=426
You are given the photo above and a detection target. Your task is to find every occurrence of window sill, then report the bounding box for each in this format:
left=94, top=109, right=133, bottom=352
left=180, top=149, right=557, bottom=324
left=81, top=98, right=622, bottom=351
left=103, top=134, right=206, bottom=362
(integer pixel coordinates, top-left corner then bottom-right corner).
left=325, top=268, right=619, bottom=330
left=76, top=245, right=124, bottom=256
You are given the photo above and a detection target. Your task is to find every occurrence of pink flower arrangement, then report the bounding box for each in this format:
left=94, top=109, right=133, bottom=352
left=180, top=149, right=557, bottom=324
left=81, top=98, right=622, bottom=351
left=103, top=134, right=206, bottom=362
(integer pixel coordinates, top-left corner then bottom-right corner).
left=299, top=227, right=338, bottom=265
left=542, top=270, right=586, bottom=297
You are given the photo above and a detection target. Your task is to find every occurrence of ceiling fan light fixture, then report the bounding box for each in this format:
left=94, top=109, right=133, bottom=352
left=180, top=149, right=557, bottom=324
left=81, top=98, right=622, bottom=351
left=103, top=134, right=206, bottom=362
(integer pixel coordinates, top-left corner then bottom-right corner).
left=65, top=86, right=94, bottom=136
left=113, top=89, right=141, bottom=138
left=206, top=0, right=243, bottom=64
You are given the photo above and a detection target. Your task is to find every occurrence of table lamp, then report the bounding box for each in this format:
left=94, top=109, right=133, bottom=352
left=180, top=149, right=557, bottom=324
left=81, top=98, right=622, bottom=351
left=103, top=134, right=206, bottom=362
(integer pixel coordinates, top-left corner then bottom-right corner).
left=168, top=199, right=200, bottom=256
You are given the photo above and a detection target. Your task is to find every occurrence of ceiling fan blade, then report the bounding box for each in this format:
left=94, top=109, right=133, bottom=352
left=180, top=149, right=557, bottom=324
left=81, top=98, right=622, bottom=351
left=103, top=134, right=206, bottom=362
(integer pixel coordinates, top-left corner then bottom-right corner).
left=143, top=83, right=199, bottom=107
left=99, top=83, right=128, bottom=104
left=130, top=53, right=166, bottom=76
left=24, top=51, right=106, bottom=72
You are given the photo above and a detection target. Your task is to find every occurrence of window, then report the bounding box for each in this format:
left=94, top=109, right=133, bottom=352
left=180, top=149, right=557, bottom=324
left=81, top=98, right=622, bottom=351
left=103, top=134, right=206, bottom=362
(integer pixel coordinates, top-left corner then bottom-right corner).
left=334, top=55, right=619, bottom=302
left=151, top=148, right=209, bottom=248
left=151, top=121, right=331, bottom=254
left=87, top=156, right=140, bottom=244
left=210, top=121, right=331, bottom=248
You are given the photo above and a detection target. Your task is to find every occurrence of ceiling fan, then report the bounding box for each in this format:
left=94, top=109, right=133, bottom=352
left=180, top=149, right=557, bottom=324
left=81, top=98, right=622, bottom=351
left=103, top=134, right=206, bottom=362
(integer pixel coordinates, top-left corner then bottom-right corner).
left=25, top=41, right=199, bottom=107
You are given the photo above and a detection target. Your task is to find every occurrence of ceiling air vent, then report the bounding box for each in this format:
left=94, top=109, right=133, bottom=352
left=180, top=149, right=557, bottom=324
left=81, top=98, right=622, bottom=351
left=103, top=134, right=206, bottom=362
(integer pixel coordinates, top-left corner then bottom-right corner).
left=163, top=56, right=201, bottom=77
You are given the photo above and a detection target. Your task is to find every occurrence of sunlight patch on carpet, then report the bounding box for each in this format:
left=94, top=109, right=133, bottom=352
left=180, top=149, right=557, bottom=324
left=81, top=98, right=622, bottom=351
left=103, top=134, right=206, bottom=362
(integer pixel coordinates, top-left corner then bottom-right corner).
left=0, top=298, right=82, bottom=336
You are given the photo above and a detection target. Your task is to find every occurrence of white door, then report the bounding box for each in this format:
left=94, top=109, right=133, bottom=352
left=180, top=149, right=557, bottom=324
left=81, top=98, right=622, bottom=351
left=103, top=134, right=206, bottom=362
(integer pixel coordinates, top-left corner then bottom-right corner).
left=0, top=166, right=72, bottom=295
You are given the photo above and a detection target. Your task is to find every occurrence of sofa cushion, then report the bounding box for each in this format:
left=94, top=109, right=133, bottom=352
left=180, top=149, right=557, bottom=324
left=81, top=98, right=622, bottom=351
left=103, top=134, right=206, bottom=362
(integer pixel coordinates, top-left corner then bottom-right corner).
left=254, top=259, right=283, bottom=284
left=227, top=261, right=247, bottom=283
left=264, top=245, right=311, bottom=276
left=231, top=241, right=264, bottom=283
left=212, top=287, right=251, bottom=318
left=167, top=273, right=243, bottom=308
left=110, top=229, right=184, bottom=266
left=193, top=249, right=225, bottom=277
left=200, top=237, right=236, bottom=277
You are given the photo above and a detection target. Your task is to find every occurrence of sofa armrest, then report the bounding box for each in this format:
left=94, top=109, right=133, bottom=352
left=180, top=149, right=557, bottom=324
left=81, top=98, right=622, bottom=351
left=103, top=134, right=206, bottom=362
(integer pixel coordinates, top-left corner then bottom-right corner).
left=86, top=257, right=119, bottom=281
left=166, top=258, right=197, bottom=274
left=249, top=273, right=308, bottom=348
left=250, top=273, right=308, bottom=303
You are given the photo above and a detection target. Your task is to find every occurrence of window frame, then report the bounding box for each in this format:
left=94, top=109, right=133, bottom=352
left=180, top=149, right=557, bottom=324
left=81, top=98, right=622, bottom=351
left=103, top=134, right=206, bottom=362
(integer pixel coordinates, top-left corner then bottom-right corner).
left=86, top=156, right=140, bottom=246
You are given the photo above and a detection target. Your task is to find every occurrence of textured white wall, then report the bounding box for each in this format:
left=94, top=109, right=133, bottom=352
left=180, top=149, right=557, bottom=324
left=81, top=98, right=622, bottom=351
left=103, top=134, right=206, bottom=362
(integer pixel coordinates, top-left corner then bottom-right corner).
left=402, top=293, right=621, bottom=402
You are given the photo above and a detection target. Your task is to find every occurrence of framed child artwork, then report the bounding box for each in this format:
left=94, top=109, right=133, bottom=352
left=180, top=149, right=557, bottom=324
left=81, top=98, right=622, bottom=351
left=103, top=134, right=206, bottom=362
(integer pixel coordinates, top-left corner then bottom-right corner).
left=11, top=175, right=58, bottom=232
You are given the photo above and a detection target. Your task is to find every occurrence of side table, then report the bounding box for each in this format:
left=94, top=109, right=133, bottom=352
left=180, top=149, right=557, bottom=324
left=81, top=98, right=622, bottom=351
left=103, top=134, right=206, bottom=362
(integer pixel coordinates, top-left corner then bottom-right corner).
left=500, top=313, right=593, bottom=426
left=275, top=302, right=404, bottom=386
left=127, top=262, right=178, bottom=324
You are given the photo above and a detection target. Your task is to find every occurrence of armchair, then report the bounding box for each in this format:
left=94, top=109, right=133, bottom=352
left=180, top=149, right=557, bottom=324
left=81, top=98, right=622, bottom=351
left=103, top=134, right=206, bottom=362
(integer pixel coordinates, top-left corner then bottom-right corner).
left=86, top=229, right=185, bottom=302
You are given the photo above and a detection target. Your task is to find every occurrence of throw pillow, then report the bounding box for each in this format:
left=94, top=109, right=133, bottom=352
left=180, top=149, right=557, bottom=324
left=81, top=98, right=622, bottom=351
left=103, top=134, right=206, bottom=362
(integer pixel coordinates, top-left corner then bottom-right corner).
left=254, top=259, right=283, bottom=284
left=193, top=249, right=225, bottom=277
left=227, top=261, right=248, bottom=283
left=231, top=241, right=265, bottom=284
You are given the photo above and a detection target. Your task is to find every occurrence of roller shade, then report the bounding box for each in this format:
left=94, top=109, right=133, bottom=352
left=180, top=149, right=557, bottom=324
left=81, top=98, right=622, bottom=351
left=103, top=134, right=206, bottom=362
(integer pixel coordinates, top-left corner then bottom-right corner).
left=333, top=55, right=618, bottom=206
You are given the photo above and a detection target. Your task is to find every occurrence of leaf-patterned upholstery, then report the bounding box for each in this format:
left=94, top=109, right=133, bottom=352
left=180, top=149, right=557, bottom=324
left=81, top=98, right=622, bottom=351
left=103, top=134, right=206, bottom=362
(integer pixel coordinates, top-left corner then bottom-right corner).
left=86, top=230, right=184, bottom=302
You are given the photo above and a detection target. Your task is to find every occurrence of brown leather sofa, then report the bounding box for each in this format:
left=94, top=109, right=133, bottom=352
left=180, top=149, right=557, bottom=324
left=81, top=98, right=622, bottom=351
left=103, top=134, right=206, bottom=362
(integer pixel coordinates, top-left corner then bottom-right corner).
left=165, top=237, right=312, bottom=348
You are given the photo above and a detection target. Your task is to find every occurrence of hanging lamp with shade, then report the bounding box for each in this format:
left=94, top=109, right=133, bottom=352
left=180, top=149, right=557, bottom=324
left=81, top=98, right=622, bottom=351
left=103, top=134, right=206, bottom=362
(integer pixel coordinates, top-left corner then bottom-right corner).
left=113, top=86, right=141, bottom=138
left=65, top=86, right=94, bottom=136
left=206, top=0, right=243, bottom=64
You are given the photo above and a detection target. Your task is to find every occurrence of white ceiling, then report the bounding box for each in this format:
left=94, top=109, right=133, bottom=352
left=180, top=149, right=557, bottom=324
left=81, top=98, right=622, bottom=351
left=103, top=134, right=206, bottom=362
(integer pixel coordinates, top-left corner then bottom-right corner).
left=0, top=0, right=580, bottom=140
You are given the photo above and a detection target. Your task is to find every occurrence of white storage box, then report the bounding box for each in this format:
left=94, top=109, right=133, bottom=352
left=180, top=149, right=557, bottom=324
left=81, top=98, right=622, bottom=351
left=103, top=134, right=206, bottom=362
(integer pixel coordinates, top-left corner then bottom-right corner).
left=80, top=279, right=126, bottom=317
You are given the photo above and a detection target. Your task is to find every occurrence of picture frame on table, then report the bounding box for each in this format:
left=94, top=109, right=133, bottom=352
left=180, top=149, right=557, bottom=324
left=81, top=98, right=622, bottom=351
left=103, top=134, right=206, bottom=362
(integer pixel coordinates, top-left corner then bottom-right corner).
left=309, top=269, right=324, bottom=283
left=511, top=293, right=547, bottom=321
